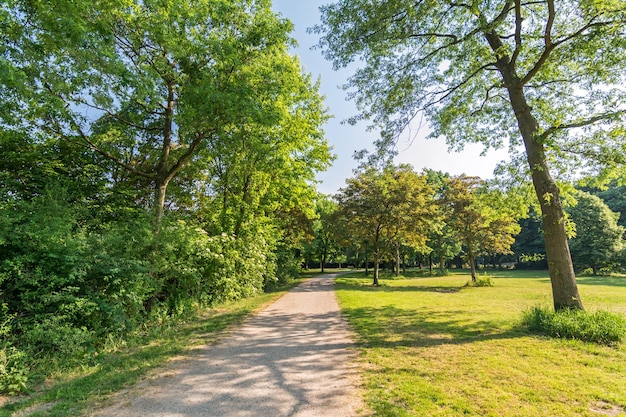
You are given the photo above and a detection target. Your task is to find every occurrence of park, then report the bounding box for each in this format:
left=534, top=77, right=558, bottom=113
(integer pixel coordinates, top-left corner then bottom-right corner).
left=1, top=0, right=625, bottom=415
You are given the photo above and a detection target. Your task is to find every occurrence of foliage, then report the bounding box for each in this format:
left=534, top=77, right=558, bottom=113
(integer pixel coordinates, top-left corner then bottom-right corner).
left=313, top=0, right=626, bottom=176
left=0, top=305, right=27, bottom=394
left=150, top=220, right=275, bottom=314
left=566, top=190, right=625, bottom=274
left=302, top=195, right=340, bottom=272
left=1, top=0, right=332, bottom=225
left=523, top=306, right=626, bottom=346
left=591, top=183, right=626, bottom=228
left=511, top=207, right=547, bottom=267
left=464, top=275, right=495, bottom=287
left=424, top=170, right=462, bottom=274
left=443, top=175, right=521, bottom=281
left=335, top=165, right=437, bottom=285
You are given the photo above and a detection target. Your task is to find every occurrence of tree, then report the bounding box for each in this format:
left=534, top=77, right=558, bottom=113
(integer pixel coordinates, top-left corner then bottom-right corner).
left=2, top=0, right=329, bottom=231
left=335, top=165, right=435, bottom=285
left=581, top=181, right=626, bottom=228
left=444, top=176, right=521, bottom=282
left=566, top=190, right=625, bottom=274
left=425, top=170, right=462, bottom=274
left=308, top=196, right=340, bottom=273
left=315, top=0, right=626, bottom=310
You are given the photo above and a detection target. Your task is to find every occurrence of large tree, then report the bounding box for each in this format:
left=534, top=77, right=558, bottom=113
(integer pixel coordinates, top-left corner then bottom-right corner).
left=425, top=170, right=462, bottom=274
left=1, top=0, right=329, bottom=230
left=314, top=0, right=626, bottom=310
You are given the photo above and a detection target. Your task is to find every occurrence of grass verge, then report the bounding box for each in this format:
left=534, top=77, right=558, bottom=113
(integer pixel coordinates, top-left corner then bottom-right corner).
left=0, top=280, right=302, bottom=417
left=336, top=269, right=626, bottom=417
left=523, top=305, right=626, bottom=345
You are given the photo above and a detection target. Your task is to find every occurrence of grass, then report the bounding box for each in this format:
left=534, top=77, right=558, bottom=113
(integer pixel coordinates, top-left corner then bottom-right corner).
left=0, top=279, right=303, bottom=417
left=336, top=269, right=626, bottom=417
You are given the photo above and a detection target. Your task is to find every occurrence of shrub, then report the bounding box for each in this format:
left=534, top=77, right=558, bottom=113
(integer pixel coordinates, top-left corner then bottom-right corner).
left=464, top=276, right=495, bottom=287
left=0, top=305, right=27, bottom=394
left=0, top=345, right=27, bottom=394
left=523, top=305, right=626, bottom=346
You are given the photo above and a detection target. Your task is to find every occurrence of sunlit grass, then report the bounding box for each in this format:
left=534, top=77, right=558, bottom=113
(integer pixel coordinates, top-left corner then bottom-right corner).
left=336, top=269, right=626, bottom=417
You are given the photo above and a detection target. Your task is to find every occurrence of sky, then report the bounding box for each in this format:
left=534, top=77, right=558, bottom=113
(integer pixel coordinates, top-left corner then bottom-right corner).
left=271, top=0, right=510, bottom=195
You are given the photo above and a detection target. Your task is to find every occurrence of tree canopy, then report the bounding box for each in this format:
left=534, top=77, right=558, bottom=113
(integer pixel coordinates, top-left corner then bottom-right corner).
left=566, top=190, right=625, bottom=274
left=1, top=0, right=330, bottom=227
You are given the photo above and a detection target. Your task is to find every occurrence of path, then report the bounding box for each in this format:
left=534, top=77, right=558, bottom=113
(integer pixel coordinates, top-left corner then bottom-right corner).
left=90, top=274, right=364, bottom=417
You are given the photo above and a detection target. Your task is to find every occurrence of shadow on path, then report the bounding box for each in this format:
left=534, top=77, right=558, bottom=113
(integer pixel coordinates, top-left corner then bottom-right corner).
left=92, top=275, right=362, bottom=417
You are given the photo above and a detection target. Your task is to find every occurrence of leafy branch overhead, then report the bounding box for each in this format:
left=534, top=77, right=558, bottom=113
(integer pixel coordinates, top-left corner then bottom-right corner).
left=313, top=0, right=626, bottom=170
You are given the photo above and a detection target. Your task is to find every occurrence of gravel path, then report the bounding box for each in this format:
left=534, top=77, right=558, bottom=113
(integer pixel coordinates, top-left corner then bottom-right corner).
left=90, top=274, right=364, bottom=417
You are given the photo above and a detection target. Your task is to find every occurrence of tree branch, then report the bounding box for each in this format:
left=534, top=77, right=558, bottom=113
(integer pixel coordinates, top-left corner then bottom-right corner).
left=510, top=0, right=523, bottom=66
left=164, top=130, right=209, bottom=183
left=517, top=0, right=557, bottom=85
left=538, top=111, right=626, bottom=142
left=73, top=98, right=163, bottom=132
left=424, top=62, right=496, bottom=109
left=72, top=120, right=156, bottom=180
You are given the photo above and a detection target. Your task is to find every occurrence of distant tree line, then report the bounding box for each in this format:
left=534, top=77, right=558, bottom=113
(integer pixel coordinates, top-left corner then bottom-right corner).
left=304, top=167, right=625, bottom=281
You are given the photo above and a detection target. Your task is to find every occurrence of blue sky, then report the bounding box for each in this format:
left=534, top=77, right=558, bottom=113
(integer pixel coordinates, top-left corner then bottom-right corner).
left=271, top=0, right=510, bottom=195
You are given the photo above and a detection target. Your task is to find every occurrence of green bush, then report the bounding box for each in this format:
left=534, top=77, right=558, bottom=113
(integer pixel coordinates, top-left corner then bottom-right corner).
left=22, top=316, right=96, bottom=359
left=0, top=305, right=27, bottom=394
left=464, top=276, right=495, bottom=287
left=0, top=345, right=27, bottom=394
left=523, top=305, right=626, bottom=345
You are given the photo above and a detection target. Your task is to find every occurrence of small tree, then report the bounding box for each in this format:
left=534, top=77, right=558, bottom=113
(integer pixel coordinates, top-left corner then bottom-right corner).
left=310, top=196, right=340, bottom=272
left=335, top=165, right=436, bottom=285
left=444, top=176, right=521, bottom=282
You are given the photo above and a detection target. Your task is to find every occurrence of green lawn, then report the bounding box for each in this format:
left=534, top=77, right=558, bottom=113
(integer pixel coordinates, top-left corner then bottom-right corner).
left=336, top=269, right=626, bottom=417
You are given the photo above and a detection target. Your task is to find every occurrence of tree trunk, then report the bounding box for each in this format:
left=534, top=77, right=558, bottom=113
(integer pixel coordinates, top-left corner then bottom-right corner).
left=154, top=81, right=176, bottom=234
left=373, top=246, right=380, bottom=286
left=508, top=87, right=583, bottom=310
left=402, top=253, right=407, bottom=274
left=429, top=253, right=433, bottom=274
left=154, top=180, right=168, bottom=234
left=469, top=251, right=477, bottom=282
left=395, top=241, right=400, bottom=277
left=364, top=241, right=369, bottom=276
left=438, top=252, right=446, bottom=275
left=484, top=31, right=584, bottom=311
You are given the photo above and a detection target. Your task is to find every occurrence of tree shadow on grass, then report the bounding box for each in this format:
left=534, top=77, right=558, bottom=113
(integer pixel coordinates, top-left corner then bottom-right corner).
left=335, top=278, right=465, bottom=293
left=337, top=283, right=462, bottom=293
left=343, top=304, right=528, bottom=349
left=577, top=276, right=626, bottom=288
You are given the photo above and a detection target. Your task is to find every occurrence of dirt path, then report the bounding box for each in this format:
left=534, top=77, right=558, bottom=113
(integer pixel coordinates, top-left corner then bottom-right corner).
left=90, top=274, right=365, bottom=417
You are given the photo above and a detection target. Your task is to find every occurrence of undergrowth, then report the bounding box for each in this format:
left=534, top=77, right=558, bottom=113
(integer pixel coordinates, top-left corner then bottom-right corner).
left=464, top=276, right=495, bottom=287
left=523, top=305, right=626, bottom=345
